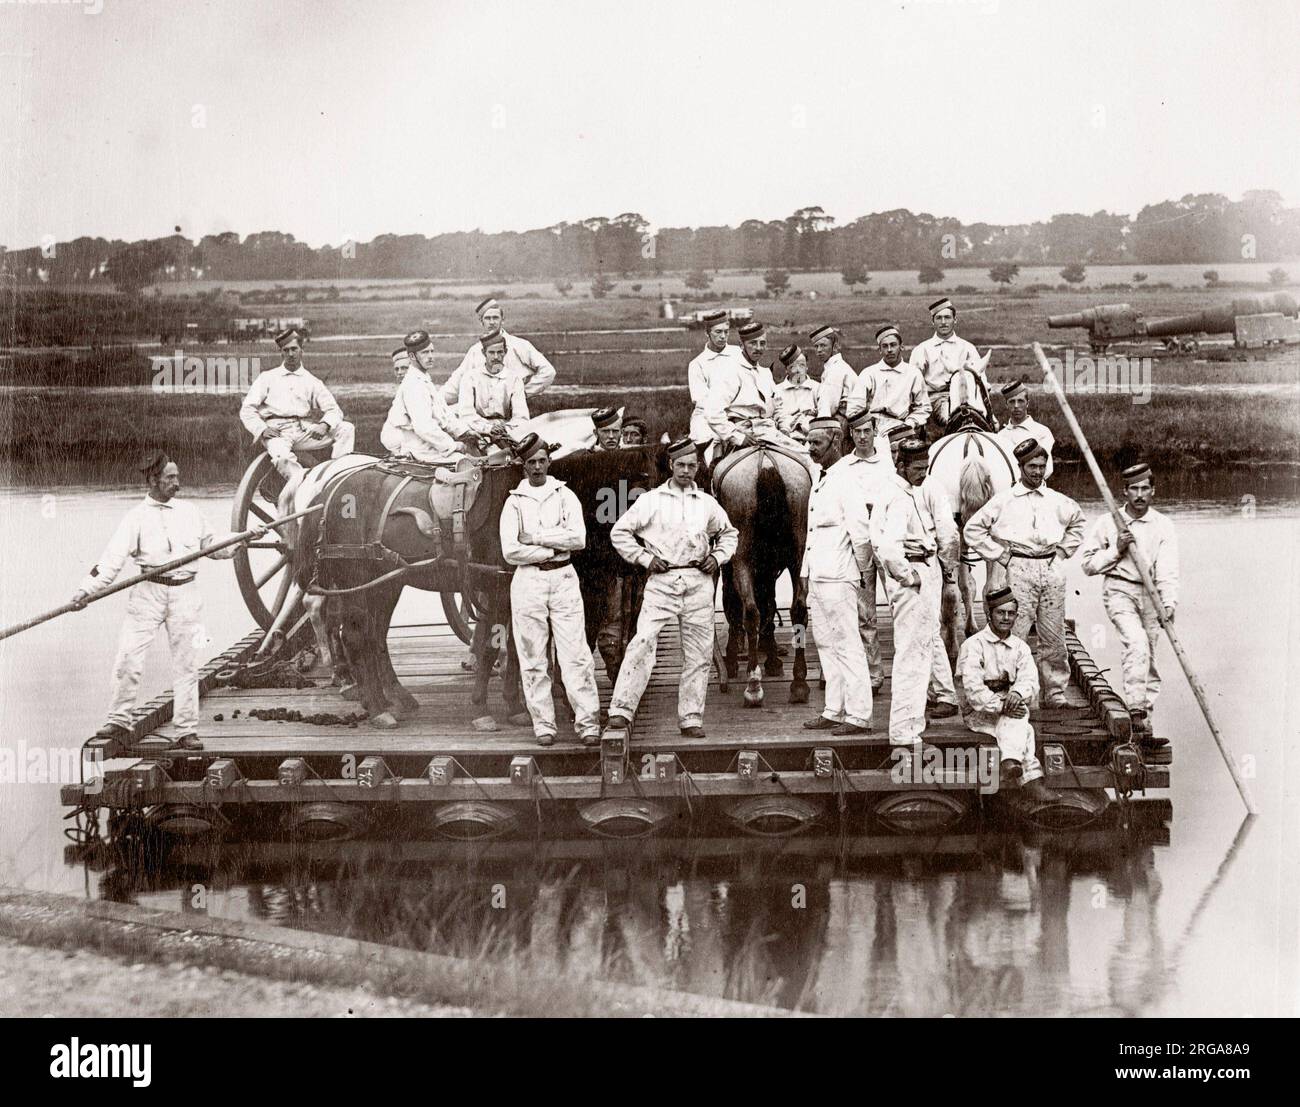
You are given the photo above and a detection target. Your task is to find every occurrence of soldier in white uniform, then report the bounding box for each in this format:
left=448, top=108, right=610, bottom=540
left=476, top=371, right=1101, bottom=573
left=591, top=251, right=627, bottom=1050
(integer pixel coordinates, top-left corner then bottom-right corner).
left=442, top=296, right=556, bottom=404
left=871, top=438, right=960, bottom=748
left=590, top=407, right=623, bottom=450
left=909, top=298, right=984, bottom=430
left=773, top=344, right=820, bottom=440
left=847, top=324, right=931, bottom=435
left=1080, top=461, right=1179, bottom=746
left=957, top=585, right=1058, bottom=802
left=963, top=438, right=1086, bottom=707
left=499, top=435, right=601, bottom=747
left=456, top=328, right=529, bottom=442
left=386, top=330, right=473, bottom=463
left=70, top=452, right=267, bottom=751
left=996, top=377, right=1056, bottom=481
left=809, top=324, right=858, bottom=432
left=687, top=309, right=740, bottom=450
left=703, top=321, right=813, bottom=472
left=380, top=346, right=412, bottom=455
left=837, top=407, right=896, bottom=691
left=604, top=438, right=738, bottom=739
left=239, top=327, right=356, bottom=481
left=800, top=417, right=875, bottom=735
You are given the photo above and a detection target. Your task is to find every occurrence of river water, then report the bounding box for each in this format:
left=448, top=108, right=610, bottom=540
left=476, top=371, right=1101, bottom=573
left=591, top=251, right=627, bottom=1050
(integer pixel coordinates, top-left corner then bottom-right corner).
left=1, top=467, right=1297, bottom=1015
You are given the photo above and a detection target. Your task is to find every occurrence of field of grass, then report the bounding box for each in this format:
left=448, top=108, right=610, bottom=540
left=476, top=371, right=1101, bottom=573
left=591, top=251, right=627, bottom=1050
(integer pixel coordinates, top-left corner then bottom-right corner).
left=2, top=291, right=1296, bottom=486
left=145, top=261, right=1294, bottom=300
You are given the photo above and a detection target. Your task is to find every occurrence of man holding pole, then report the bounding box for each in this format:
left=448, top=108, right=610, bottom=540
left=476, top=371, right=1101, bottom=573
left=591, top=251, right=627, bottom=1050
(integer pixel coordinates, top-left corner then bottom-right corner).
left=69, top=451, right=268, bottom=751
left=1080, top=462, right=1179, bottom=745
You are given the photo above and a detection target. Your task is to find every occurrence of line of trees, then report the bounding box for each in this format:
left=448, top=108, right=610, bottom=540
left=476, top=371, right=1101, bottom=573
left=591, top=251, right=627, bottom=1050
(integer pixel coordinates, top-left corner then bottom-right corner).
left=5, top=192, right=1298, bottom=292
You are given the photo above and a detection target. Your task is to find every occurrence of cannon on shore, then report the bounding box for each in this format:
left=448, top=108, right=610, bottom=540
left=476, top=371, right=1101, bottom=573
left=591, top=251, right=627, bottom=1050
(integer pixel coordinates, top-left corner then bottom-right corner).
left=1048, top=292, right=1299, bottom=353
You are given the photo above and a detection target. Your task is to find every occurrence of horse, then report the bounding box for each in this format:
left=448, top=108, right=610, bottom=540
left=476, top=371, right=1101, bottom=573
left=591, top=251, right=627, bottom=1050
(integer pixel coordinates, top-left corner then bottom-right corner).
left=290, top=454, right=527, bottom=729
left=549, top=444, right=667, bottom=682
left=926, top=405, right=1019, bottom=659
left=711, top=444, right=811, bottom=708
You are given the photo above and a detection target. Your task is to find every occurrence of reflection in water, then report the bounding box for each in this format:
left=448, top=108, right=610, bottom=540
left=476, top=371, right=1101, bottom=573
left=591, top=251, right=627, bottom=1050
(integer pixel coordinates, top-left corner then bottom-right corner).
left=71, top=802, right=1250, bottom=1017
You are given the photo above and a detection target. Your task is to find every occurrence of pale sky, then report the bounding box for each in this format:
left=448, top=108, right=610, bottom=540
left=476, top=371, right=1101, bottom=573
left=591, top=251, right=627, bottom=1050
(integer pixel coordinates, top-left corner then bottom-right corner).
left=3, top=0, right=1298, bottom=250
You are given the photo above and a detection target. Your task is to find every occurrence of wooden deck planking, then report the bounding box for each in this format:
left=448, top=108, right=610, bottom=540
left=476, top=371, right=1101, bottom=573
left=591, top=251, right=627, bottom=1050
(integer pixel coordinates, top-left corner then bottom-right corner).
left=189, top=609, right=1103, bottom=758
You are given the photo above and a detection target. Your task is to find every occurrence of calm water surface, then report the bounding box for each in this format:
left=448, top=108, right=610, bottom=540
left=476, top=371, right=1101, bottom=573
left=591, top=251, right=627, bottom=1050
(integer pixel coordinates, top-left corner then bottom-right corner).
left=1, top=467, right=1296, bottom=1015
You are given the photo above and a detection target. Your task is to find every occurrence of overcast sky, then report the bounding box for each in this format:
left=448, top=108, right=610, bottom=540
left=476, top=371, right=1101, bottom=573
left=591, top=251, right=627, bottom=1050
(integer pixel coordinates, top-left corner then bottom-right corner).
left=3, top=0, right=1298, bottom=249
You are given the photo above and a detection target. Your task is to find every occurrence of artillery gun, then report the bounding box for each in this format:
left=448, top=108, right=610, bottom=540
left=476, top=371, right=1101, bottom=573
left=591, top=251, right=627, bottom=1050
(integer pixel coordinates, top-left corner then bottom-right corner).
left=1048, top=292, right=1299, bottom=353
left=1046, top=303, right=1145, bottom=352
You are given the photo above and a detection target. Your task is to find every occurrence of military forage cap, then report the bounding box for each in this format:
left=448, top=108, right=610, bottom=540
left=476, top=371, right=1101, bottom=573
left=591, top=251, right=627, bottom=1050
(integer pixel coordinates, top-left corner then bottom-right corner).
left=1013, top=437, right=1047, bottom=464
left=985, top=586, right=1017, bottom=611
left=928, top=297, right=955, bottom=316
left=807, top=416, right=841, bottom=436
left=847, top=408, right=876, bottom=430
left=875, top=324, right=901, bottom=343
left=779, top=343, right=802, bottom=366
left=808, top=324, right=837, bottom=343
left=738, top=321, right=766, bottom=341
left=137, top=448, right=170, bottom=480
left=701, top=309, right=729, bottom=326
left=404, top=329, right=432, bottom=353
left=475, top=296, right=501, bottom=317
left=591, top=407, right=621, bottom=430
left=391, top=346, right=411, bottom=367
left=622, top=416, right=647, bottom=434
left=514, top=432, right=548, bottom=461
left=1122, top=462, right=1153, bottom=486
left=666, top=436, right=697, bottom=462
left=886, top=424, right=915, bottom=442
left=899, top=437, right=930, bottom=461
left=274, top=327, right=304, bottom=348
left=1001, top=377, right=1028, bottom=400
left=480, top=327, right=508, bottom=351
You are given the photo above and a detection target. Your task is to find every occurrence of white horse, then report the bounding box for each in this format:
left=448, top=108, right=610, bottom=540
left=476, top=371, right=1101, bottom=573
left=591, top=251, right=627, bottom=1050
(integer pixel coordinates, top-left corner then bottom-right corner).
left=945, top=350, right=997, bottom=428
left=926, top=420, right=1018, bottom=658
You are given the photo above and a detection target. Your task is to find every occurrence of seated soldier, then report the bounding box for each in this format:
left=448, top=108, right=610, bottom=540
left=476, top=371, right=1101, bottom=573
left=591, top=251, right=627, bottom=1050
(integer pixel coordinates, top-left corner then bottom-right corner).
left=773, top=344, right=820, bottom=440
left=456, top=328, right=529, bottom=447
left=703, top=321, right=813, bottom=473
left=390, top=330, right=473, bottom=463
left=239, top=327, right=355, bottom=482
left=380, top=346, right=412, bottom=456
left=956, top=587, right=1058, bottom=803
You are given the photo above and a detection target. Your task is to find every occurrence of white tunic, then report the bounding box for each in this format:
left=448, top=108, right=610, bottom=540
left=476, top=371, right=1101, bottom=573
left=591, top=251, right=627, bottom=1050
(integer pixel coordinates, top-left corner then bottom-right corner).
left=441, top=329, right=555, bottom=404
left=610, top=480, right=738, bottom=570
left=703, top=356, right=778, bottom=446
left=80, top=496, right=236, bottom=593
left=963, top=483, right=1086, bottom=561
left=773, top=378, right=820, bottom=436
left=687, top=344, right=741, bottom=444
left=802, top=459, right=874, bottom=584
left=997, top=416, right=1057, bottom=479
left=456, top=365, right=529, bottom=435
left=498, top=477, right=587, bottom=565
left=239, top=363, right=345, bottom=439
left=816, top=352, right=858, bottom=417
left=847, top=358, right=931, bottom=428
left=1080, top=506, right=1179, bottom=609
left=909, top=334, right=983, bottom=393
left=390, top=366, right=469, bottom=461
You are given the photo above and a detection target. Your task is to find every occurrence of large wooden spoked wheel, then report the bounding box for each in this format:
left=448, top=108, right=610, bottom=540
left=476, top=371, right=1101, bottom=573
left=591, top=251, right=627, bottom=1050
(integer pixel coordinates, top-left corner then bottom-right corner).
left=231, top=452, right=300, bottom=631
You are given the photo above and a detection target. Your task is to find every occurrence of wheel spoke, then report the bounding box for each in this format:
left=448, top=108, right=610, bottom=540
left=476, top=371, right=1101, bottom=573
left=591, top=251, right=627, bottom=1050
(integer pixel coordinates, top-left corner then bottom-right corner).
left=248, top=503, right=273, bottom=523
left=254, top=554, right=289, bottom=589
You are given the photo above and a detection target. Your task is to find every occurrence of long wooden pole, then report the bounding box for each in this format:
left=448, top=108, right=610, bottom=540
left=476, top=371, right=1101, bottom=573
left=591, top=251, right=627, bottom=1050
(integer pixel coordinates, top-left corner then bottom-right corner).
left=0, top=504, right=323, bottom=644
left=1031, top=342, right=1257, bottom=816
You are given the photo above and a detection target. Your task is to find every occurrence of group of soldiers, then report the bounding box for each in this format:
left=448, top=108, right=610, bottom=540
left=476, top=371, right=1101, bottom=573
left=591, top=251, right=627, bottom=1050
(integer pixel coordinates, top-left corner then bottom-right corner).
left=75, top=296, right=1178, bottom=793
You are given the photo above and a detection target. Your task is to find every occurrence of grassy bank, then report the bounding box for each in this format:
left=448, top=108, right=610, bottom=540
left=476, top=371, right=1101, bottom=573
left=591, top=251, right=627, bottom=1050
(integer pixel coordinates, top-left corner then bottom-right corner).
left=2, top=381, right=1296, bottom=488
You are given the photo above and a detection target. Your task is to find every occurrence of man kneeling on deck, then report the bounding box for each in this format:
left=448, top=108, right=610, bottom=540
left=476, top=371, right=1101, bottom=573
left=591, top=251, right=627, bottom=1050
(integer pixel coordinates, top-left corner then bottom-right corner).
left=956, top=587, right=1058, bottom=803
left=499, top=435, right=601, bottom=748
left=603, top=437, right=738, bottom=740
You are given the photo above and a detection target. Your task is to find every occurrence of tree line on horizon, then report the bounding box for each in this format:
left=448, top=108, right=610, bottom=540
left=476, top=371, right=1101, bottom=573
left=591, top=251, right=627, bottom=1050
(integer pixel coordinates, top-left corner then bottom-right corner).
left=4, top=191, right=1298, bottom=294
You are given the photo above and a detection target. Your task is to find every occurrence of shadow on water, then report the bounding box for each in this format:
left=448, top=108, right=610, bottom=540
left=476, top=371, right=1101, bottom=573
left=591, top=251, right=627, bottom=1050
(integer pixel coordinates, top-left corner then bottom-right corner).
left=65, top=801, right=1254, bottom=1017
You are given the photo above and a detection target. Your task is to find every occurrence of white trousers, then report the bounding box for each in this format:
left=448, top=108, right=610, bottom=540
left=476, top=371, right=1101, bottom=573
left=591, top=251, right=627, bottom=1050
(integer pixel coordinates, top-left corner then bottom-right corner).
left=395, top=426, right=464, bottom=465
left=510, top=565, right=600, bottom=739
left=610, top=569, right=714, bottom=729
left=883, top=558, right=945, bottom=744
left=105, top=580, right=203, bottom=734
left=967, top=710, right=1042, bottom=783
left=856, top=560, right=884, bottom=687
left=811, top=579, right=873, bottom=727
left=1006, top=557, right=1069, bottom=704
left=1104, top=579, right=1163, bottom=713
left=264, top=419, right=356, bottom=477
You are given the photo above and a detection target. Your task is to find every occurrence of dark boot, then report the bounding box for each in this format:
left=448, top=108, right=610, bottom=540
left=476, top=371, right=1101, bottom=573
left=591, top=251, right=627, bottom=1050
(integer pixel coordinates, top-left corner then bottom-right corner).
left=803, top=715, right=837, bottom=730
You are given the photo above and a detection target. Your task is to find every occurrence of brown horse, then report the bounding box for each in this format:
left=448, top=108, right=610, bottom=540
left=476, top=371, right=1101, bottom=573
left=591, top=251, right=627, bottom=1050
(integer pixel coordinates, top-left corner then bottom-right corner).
left=713, top=446, right=811, bottom=707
